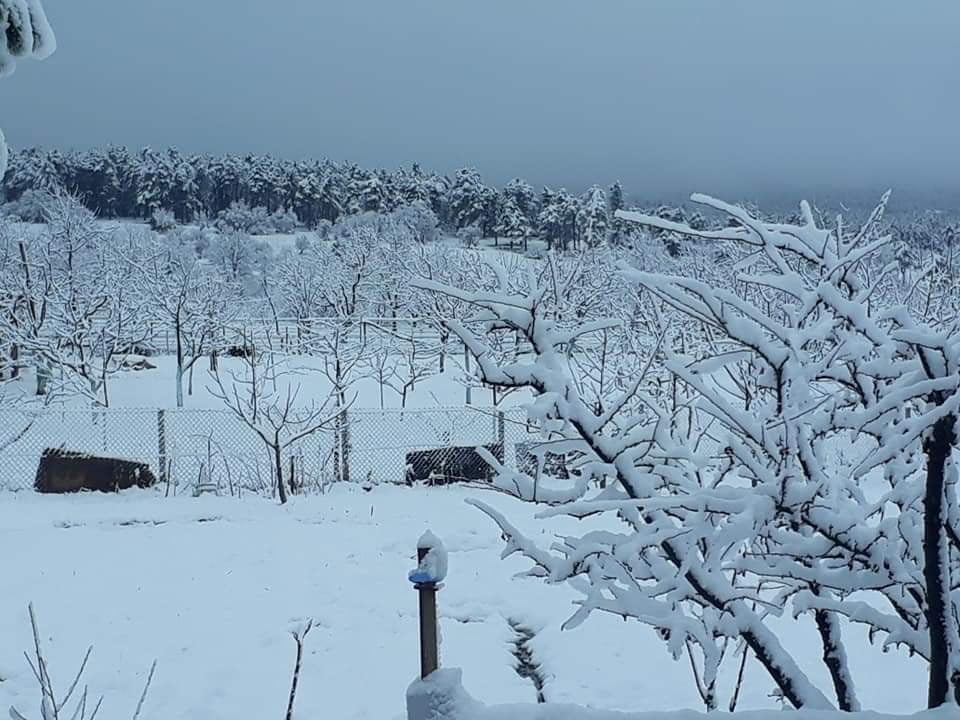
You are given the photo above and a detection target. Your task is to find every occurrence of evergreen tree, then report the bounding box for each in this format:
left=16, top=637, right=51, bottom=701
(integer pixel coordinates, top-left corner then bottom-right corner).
left=496, top=197, right=529, bottom=249
left=503, top=178, right=537, bottom=223
left=578, top=185, right=609, bottom=248
left=606, top=180, right=626, bottom=244
left=448, top=168, right=488, bottom=231
left=607, top=180, right=625, bottom=215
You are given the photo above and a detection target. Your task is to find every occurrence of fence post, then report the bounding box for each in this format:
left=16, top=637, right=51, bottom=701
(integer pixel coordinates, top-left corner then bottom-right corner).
left=497, top=410, right=506, bottom=463
left=409, top=532, right=446, bottom=680
left=417, top=546, right=439, bottom=679
left=342, top=409, right=351, bottom=484
left=464, top=345, right=472, bottom=406
left=157, top=409, right=168, bottom=490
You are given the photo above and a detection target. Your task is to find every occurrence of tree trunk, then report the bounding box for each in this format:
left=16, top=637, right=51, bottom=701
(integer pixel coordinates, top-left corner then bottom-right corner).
left=35, top=362, right=49, bottom=396
left=923, top=411, right=958, bottom=708
left=176, top=320, right=185, bottom=408
left=274, top=439, right=288, bottom=504
left=175, top=365, right=185, bottom=408
left=814, top=604, right=860, bottom=711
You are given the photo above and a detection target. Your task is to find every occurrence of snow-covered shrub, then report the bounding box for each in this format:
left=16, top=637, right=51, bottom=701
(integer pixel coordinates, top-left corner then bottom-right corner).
left=423, top=192, right=960, bottom=712
left=270, top=207, right=300, bottom=233
left=215, top=201, right=301, bottom=235
left=150, top=207, right=178, bottom=232
left=294, top=233, right=313, bottom=254
left=457, top=224, right=481, bottom=248
left=394, top=201, right=440, bottom=244
left=216, top=201, right=272, bottom=234
left=315, top=218, right=333, bottom=239
left=0, top=187, right=51, bottom=222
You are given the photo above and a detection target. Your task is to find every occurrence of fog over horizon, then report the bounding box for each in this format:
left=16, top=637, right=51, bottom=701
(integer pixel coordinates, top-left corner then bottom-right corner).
left=2, top=0, right=958, bottom=206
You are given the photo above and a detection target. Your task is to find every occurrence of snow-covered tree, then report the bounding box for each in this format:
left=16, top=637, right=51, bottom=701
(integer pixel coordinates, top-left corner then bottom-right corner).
left=503, top=178, right=538, bottom=223
left=0, top=0, right=56, bottom=180
left=143, top=241, right=239, bottom=407
left=618, top=192, right=960, bottom=708
left=11, top=196, right=151, bottom=405
left=421, top=191, right=960, bottom=711
left=577, top=185, right=609, bottom=248
left=448, top=168, right=489, bottom=231
left=419, top=263, right=834, bottom=709
left=393, top=201, right=440, bottom=244
left=208, top=341, right=336, bottom=504
left=495, top=197, right=530, bottom=250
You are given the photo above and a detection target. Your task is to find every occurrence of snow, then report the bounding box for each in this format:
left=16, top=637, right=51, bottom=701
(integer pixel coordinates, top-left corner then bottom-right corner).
left=414, top=668, right=955, bottom=720
left=0, top=484, right=932, bottom=719
left=411, top=530, right=448, bottom=584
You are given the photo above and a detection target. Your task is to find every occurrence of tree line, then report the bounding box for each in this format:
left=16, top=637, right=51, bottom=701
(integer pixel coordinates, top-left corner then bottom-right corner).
left=0, top=146, right=646, bottom=251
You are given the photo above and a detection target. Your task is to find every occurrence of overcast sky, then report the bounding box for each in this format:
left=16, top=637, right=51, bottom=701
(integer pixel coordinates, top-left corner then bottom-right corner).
left=2, top=1, right=958, bottom=201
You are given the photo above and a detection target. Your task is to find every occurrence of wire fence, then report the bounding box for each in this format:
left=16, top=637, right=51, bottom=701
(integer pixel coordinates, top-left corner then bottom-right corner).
left=0, top=406, right=538, bottom=496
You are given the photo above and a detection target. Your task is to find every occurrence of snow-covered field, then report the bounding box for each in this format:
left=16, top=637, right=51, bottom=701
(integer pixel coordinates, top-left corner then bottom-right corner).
left=0, top=484, right=929, bottom=719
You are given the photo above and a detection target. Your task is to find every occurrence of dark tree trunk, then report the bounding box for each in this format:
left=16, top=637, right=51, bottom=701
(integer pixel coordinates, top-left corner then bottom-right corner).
left=814, top=605, right=859, bottom=711
left=274, top=439, right=288, bottom=504
left=923, top=411, right=957, bottom=708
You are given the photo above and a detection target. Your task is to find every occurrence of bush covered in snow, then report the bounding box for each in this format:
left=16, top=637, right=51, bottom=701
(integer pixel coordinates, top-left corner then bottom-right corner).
left=216, top=201, right=301, bottom=235
left=457, top=224, right=481, bottom=248
left=1, top=187, right=53, bottom=222
left=150, top=207, right=178, bottom=232
left=424, top=192, right=960, bottom=712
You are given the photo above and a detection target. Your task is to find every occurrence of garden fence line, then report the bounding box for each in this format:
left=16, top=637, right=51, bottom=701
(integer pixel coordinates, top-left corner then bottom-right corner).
left=0, top=405, right=540, bottom=495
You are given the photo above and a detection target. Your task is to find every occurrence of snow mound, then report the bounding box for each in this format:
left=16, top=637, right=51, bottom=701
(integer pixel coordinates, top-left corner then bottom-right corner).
left=410, top=530, right=448, bottom=584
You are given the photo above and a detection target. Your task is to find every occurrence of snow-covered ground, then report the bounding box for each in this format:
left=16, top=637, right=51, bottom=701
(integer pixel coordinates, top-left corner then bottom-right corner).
left=0, top=485, right=929, bottom=719
left=3, top=351, right=523, bottom=413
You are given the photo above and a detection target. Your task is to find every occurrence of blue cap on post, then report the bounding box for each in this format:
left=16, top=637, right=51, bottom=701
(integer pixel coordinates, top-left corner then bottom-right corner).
left=409, top=569, right=439, bottom=585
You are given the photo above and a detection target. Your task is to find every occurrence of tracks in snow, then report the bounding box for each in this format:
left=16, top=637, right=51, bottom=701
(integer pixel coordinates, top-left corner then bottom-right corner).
left=507, top=618, right=547, bottom=704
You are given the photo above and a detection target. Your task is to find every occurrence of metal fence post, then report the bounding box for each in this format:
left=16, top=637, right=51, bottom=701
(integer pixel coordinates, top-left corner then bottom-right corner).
left=497, top=410, right=506, bottom=463
left=464, top=344, right=472, bottom=406
left=342, top=409, right=351, bottom=485
left=157, top=409, right=168, bottom=490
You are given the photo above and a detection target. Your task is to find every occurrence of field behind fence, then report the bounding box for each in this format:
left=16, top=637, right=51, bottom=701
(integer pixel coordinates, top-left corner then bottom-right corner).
left=0, top=406, right=536, bottom=494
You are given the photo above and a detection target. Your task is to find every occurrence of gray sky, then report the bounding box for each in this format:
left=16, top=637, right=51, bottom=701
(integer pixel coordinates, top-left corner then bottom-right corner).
left=2, top=0, right=958, bottom=201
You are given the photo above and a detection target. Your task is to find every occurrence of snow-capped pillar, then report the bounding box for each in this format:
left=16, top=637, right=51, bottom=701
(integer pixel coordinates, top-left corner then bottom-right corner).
left=409, top=530, right=448, bottom=679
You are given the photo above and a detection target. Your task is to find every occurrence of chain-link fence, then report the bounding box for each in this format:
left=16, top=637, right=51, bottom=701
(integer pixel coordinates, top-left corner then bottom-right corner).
left=0, top=406, right=537, bottom=496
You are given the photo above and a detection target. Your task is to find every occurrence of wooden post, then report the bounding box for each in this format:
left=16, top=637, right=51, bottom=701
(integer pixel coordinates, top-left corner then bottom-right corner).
left=416, top=546, right=439, bottom=679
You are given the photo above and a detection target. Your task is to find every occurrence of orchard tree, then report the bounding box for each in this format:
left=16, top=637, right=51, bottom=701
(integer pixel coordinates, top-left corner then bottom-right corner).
left=422, top=191, right=960, bottom=711
left=209, top=338, right=336, bottom=504
left=143, top=241, right=239, bottom=407
left=618, top=193, right=960, bottom=708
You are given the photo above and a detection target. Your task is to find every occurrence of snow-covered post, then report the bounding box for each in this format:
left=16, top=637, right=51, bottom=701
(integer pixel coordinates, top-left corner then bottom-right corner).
left=409, top=531, right=447, bottom=679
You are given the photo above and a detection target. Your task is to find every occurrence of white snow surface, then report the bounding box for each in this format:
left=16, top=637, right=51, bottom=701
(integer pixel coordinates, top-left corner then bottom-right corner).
left=412, top=529, right=448, bottom=583
left=409, top=670, right=954, bottom=720
left=0, top=485, right=931, bottom=719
